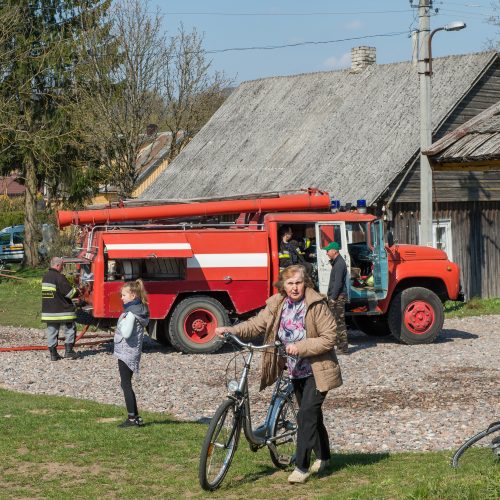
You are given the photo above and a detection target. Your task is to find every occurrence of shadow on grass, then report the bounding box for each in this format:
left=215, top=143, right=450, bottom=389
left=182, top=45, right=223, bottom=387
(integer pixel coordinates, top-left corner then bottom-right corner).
left=230, top=464, right=282, bottom=485
left=329, top=452, right=390, bottom=471
left=230, top=452, right=391, bottom=487
left=143, top=417, right=209, bottom=427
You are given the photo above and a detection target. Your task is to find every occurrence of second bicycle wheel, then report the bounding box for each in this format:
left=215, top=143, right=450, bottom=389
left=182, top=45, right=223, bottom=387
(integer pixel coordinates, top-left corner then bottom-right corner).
left=199, top=398, right=242, bottom=491
left=269, top=396, right=298, bottom=469
left=451, top=422, right=500, bottom=468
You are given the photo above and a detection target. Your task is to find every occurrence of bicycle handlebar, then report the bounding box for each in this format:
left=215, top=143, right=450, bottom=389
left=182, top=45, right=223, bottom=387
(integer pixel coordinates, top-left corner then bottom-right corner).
left=222, top=332, right=281, bottom=351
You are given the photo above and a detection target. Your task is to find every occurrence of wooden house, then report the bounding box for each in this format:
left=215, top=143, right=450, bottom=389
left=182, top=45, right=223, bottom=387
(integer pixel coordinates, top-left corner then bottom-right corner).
left=93, top=131, right=174, bottom=205
left=140, top=48, right=500, bottom=298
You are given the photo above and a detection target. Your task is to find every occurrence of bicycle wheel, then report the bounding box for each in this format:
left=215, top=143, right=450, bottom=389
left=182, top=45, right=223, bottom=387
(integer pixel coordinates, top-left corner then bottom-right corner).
left=269, top=396, right=298, bottom=469
left=199, top=399, right=242, bottom=491
left=451, top=421, right=500, bottom=468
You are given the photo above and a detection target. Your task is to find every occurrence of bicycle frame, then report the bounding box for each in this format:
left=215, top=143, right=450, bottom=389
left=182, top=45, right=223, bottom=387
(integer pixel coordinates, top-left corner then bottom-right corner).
left=224, top=334, right=295, bottom=450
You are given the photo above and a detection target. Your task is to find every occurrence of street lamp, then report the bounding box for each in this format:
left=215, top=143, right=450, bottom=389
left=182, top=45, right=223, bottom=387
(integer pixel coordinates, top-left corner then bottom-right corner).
left=419, top=13, right=466, bottom=247
left=428, top=22, right=467, bottom=75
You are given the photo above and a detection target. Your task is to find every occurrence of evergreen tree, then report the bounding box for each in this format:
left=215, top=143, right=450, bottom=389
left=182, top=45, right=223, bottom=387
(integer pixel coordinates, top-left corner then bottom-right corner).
left=0, top=0, right=110, bottom=266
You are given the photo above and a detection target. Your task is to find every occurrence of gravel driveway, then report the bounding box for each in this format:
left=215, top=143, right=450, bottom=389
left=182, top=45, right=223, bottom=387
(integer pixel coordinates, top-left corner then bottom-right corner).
left=1, top=315, right=498, bottom=453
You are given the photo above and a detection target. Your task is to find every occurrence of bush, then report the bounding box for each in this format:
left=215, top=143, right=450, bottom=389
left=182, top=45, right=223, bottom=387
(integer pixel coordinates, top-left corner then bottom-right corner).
left=0, top=211, right=24, bottom=229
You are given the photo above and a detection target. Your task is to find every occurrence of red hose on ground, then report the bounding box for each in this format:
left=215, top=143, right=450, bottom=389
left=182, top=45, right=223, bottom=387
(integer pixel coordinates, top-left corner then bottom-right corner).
left=0, top=325, right=114, bottom=352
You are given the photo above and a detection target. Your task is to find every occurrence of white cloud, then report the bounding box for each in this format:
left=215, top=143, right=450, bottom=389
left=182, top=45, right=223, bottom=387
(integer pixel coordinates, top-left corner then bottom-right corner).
left=323, top=52, right=351, bottom=70
left=346, top=19, right=363, bottom=30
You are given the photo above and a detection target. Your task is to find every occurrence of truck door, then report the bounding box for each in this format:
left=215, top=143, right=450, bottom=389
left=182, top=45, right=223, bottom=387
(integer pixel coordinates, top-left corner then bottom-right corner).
left=315, top=222, right=351, bottom=298
left=370, top=219, right=388, bottom=300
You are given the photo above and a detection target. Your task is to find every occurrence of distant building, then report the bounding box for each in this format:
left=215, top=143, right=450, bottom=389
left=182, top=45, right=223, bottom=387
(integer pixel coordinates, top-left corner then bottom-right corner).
left=0, top=174, right=25, bottom=198
left=93, top=130, right=185, bottom=205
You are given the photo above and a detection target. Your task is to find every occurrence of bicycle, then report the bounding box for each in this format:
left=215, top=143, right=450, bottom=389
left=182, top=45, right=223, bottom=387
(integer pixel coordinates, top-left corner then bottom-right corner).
left=198, top=333, right=298, bottom=491
left=451, top=420, right=500, bottom=468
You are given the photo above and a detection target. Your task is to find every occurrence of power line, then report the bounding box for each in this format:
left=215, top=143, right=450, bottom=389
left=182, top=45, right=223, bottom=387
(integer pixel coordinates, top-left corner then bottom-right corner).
left=164, top=10, right=412, bottom=17
left=438, top=8, right=492, bottom=18
left=206, top=31, right=409, bottom=54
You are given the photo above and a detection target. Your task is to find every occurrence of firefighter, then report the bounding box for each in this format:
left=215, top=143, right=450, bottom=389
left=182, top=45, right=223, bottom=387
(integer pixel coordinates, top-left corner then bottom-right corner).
left=41, top=256, right=80, bottom=361
left=300, top=227, right=317, bottom=262
left=279, top=226, right=301, bottom=269
left=323, top=242, right=349, bottom=354
left=279, top=226, right=312, bottom=275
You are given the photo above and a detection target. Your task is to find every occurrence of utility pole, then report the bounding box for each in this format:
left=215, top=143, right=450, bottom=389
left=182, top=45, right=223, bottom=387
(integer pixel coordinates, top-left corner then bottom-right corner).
left=418, top=0, right=433, bottom=247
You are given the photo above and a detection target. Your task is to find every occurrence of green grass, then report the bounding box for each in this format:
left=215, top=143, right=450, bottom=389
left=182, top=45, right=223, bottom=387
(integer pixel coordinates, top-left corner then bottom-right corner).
left=0, top=265, right=45, bottom=328
left=0, top=389, right=498, bottom=499
left=445, top=297, right=500, bottom=319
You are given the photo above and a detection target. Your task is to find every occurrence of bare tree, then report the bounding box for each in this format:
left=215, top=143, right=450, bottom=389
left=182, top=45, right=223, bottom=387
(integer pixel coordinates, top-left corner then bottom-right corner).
left=77, top=2, right=232, bottom=199
left=161, top=26, right=232, bottom=160
left=76, top=0, right=167, bottom=199
left=485, top=0, right=500, bottom=49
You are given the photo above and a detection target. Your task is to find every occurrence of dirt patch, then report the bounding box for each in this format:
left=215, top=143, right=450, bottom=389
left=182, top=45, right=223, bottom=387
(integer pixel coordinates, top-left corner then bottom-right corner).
left=96, top=417, right=121, bottom=423
left=27, top=409, right=53, bottom=415
left=325, top=366, right=500, bottom=411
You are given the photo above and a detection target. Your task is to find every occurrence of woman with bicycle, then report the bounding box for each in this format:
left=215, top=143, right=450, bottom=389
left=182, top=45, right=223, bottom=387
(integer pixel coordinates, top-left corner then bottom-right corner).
left=215, top=264, right=342, bottom=484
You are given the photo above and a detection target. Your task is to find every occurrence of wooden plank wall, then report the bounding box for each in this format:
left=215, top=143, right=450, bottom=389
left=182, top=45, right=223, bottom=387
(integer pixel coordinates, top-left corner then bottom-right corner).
left=390, top=201, right=500, bottom=299
left=388, top=58, right=500, bottom=204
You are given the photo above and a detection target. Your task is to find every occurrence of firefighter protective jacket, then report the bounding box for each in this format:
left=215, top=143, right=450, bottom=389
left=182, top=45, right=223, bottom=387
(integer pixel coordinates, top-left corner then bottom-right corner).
left=41, top=268, right=78, bottom=322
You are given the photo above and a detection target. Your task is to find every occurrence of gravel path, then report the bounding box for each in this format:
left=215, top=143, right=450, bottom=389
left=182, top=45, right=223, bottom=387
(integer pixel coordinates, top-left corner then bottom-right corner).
left=0, top=316, right=499, bottom=453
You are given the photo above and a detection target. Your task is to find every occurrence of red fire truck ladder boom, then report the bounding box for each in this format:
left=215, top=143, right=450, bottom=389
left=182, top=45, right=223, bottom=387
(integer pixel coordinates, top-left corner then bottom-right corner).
left=57, top=189, right=332, bottom=227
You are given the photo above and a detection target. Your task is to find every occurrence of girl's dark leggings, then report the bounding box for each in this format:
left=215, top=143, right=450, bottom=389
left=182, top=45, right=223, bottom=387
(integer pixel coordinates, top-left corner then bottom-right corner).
left=118, top=359, right=138, bottom=417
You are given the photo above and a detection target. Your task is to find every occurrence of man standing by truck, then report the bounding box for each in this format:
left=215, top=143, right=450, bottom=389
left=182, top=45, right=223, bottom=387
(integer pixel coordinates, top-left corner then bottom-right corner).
left=41, top=257, right=80, bottom=361
left=324, top=242, right=349, bottom=355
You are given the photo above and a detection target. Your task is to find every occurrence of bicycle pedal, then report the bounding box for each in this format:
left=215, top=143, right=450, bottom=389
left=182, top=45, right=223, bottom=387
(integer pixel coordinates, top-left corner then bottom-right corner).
left=248, top=443, right=259, bottom=453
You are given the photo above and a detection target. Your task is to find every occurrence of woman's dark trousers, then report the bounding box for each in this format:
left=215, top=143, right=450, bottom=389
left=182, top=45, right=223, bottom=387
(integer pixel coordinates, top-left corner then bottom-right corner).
left=292, top=375, right=331, bottom=472
left=118, top=359, right=138, bottom=417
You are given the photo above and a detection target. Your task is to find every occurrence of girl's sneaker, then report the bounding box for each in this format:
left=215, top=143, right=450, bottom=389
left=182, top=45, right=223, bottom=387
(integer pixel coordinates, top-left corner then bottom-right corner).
left=118, top=416, right=144, bottom=428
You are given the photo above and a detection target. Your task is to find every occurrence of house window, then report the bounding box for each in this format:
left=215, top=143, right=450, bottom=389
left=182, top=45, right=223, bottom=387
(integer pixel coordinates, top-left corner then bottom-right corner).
left=418, top=219, right=453, bottom=260
left=433, top=219, right=452, bottom=260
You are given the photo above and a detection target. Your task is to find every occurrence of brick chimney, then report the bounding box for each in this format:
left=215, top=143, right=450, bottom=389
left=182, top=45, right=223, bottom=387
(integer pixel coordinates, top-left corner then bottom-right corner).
left=351, top=46, right=376, bottom=72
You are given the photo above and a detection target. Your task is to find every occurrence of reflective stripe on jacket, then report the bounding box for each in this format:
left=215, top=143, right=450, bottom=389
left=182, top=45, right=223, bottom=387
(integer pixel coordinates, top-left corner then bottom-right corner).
left=41, top=268, right=77, bottom=322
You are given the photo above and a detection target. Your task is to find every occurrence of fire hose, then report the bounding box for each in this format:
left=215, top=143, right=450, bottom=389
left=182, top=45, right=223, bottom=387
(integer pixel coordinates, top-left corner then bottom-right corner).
left=0, top=324, right=114, bottom=353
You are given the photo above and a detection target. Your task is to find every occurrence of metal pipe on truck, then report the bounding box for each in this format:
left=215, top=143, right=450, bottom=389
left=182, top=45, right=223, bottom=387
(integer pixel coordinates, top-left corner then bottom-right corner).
left=58, top=189, right=332, bottom=228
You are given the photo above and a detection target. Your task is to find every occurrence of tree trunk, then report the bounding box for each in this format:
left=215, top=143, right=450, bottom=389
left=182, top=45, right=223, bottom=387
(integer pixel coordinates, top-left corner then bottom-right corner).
left=23, top=154, right=39, bottom=267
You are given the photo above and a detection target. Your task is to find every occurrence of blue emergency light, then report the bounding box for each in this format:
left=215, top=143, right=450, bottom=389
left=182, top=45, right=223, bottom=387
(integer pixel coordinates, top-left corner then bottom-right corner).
left=357, top=199, right=367, bottom=213
left=330, top=199, right=340, bottom=212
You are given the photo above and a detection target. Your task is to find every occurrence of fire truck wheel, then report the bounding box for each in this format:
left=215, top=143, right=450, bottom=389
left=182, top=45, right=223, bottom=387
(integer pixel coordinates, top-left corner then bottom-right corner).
left=168, top=296, right=229, bottom=354
left=352, top=315, right=391, bottom=336
left=388, top=287, right=444, bottom=344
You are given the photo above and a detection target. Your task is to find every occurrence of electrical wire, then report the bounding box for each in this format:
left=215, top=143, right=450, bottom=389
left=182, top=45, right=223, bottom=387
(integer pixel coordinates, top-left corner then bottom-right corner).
left=164, top=10, right=413, bottom=17
left=206, top=31, right=409, bottom=54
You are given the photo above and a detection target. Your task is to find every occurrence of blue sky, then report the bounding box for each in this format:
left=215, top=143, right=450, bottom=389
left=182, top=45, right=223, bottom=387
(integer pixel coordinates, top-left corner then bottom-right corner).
left=154, top=1, right=498, bottom=83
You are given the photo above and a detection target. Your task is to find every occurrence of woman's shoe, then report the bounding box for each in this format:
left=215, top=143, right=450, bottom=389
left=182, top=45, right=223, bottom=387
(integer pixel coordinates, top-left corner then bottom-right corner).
left=287, top=468, right=310, bottom=484
left=310, top=459, right=329, bottom=474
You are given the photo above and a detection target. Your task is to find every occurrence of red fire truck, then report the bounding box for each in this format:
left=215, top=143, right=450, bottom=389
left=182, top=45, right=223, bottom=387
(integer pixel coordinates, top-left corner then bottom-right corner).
left=58, top=189, right=463, bottom=354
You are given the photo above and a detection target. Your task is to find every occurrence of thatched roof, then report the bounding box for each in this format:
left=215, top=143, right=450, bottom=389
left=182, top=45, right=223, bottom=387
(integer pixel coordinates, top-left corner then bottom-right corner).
left=141, top=51, right=498, bottom=204
left=424, top=100, right=500, bottom=170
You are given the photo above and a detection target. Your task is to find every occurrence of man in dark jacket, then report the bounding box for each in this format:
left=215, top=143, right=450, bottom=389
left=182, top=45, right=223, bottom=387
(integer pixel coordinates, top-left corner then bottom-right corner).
left=42, top=257, right=79, bottom=361
left=323, top=242, right=349, bottom=354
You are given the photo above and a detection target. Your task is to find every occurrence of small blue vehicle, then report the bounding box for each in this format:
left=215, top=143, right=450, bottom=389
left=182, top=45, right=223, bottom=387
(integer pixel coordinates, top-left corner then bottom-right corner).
left=0, top=225, right=24, bottom=262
